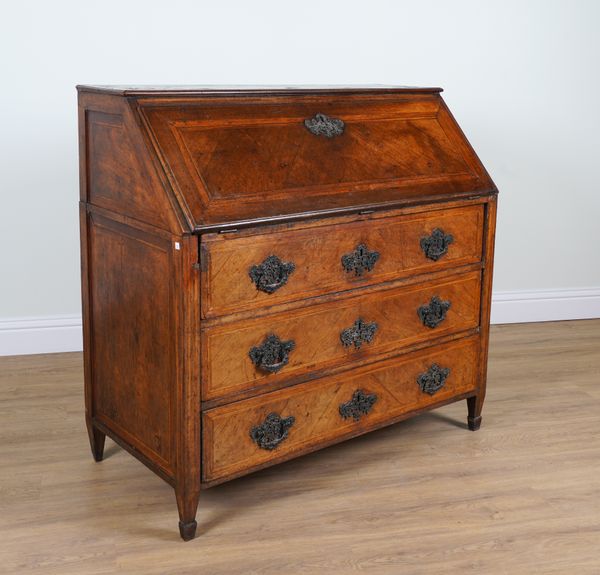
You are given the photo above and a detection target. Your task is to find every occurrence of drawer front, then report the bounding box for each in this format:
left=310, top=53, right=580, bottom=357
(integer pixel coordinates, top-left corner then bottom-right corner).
left=203, top=336, right=480, bottom=482
left=202, top=270, right=481, bottom=400
left=201, top=204, right=484, bottom=317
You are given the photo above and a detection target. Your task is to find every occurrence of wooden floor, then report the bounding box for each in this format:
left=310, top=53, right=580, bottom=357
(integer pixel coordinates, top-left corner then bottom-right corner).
left=1, top=320, right=599, bottom=574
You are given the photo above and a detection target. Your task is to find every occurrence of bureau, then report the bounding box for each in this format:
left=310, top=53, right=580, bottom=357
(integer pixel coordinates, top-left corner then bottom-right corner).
left=77, top=85, right=497, bottom=541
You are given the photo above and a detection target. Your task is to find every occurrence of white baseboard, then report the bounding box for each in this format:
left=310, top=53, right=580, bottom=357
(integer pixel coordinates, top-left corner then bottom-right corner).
left=1, top=288, right=599, bottom=356
left=0, top=315, right=83, bottom=357
left=490, top=287, right=600, bottom=324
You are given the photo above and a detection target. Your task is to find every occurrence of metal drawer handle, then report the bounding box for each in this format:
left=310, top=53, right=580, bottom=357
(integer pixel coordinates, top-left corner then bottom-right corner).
left=420, top=228, right=454, bottom=261
left=249, top=334, right=295, bottom=374
left=340, top=318, right=378, bottom=349
left=417, top=364, right=451, bottom=395
left=339, top=389, right=378, bottom=422
left=341, top=243, right=380, bottom=277
left=250, top=412, right=295, bottom=450
left=418, top=296, right=451, bottom=329
left=304, top=113, right=345, bottom=138
left=249, top=255, right=295, bottom=294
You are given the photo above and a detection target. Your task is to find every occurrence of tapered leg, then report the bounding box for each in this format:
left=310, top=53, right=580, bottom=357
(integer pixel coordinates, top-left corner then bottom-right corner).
left=86, top=421, right=106, bottom=461
left=175, top=236, right=202, bottom=542
left=467, top=395, right=484, bottom=431
left=176, top=487, right=200, bottom=541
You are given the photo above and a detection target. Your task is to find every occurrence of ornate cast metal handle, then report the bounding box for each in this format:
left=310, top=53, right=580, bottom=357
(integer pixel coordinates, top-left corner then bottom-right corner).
left=417, top=364, right=450, bottom=395
left=304, top=113, right=345, bottom=138
left=249, top=334, right=295, bottom=374
left=249, top=255, right=295, bottom=294
left=420, top=228, right=454, bottom=261
left=339, top=389, right=378, bottom=422
left=341, top=243, right=380, bottom=277
left=250, top=412, right=296, bottom=450
left=340, top=318, right=378, bottom=349
left=417, top=296, right=451, bottom=328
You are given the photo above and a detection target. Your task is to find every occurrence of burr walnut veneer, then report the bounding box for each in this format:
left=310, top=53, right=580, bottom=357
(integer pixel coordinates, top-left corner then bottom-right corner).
left=77, top=85, right=497, bottom=541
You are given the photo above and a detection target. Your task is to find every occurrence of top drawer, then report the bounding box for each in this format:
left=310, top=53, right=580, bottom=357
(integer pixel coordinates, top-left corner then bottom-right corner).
left=201, top=204, right=484, bottom=318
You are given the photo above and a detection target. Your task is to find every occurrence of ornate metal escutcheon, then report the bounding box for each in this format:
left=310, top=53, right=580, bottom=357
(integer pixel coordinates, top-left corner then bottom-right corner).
left=249, top=334, right=295, bottom=373
left=341, top=243, right=380, bottom=277
left=417, top=363, right=451, bottom=395
left=417, top=296, right=451, bottom=328
left=420, top=228, right=454, bottom=261
left=249, top=255, right=295, bottom=294
left=250, top=412, right=296, bottom=450
left=340, top=318, right=378, bottom=349
left=339, top=389, right=378, bottom=422
left=304, top=113, right=345, bottom=138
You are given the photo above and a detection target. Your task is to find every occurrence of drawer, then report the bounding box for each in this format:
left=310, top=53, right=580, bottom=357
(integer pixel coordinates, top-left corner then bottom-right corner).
left=202, top=270, right=481, bottom=400
left=200, top=204, right=484, bottom=317
left=202, top=336, right=480, bottom=483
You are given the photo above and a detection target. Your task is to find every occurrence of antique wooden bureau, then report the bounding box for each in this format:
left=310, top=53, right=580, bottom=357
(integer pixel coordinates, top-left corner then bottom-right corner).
left=78, top=85, right=497, bottom=540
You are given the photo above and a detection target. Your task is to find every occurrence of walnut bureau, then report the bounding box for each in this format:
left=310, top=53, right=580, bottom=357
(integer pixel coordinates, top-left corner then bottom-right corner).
left=77, top=85, right=498, bottom=541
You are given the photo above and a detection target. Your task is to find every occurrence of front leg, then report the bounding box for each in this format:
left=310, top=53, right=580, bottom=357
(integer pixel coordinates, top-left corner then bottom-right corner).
left=176, top=485, right=200, bottom=541
left=467, top=394, right=484, bottom=431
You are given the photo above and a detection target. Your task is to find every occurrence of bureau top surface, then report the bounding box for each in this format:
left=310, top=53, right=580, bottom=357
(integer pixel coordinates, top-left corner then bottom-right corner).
left=79, top=85, right=496, bottom=232
left=77, top=84, right=444, bottom=96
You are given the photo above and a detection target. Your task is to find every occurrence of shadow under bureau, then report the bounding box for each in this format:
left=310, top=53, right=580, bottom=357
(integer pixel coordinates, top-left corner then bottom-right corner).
left=77, top=85, right=498, bottom=540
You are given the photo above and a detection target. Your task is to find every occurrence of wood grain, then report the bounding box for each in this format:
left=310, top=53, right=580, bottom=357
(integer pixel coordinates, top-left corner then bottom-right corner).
left=201, top=204, right=484, bottom=317
left=1, top=320, right=599, bottom=573
left=174, top=234, right=202, bottom=541
left=78, top=90, right=185, bottom=233
left=203, top=337, right=480, bottom=483
left=87, top=213, right=178, bottom=477
left=77, top=86, right=498, bottom=540
left=136, top=92, right=496, bottom=229
left=471, top=195, right=498, bottom=430
left=202, top=271, right=481, bottom=400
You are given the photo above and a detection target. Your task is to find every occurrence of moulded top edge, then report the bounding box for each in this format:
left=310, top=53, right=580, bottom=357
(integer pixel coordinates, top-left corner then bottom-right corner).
left=76, top=84, right=444, bottom=97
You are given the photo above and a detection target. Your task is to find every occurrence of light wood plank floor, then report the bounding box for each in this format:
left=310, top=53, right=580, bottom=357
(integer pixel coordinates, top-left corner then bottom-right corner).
left=1, top=320, right=599, bottom=574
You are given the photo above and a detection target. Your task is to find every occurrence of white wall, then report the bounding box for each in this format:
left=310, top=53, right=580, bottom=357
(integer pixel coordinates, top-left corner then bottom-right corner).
left=1, top=0, right=599, bottom=355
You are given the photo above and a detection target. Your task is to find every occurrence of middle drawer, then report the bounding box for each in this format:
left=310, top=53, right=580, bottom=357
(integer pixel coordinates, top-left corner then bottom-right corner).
left=202, top=270, right=481, bottom=400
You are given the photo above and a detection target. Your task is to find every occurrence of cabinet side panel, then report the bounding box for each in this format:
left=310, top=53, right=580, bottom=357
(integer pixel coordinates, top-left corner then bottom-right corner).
left=78, top=92, right=185, bottom=233
left=87, top=213, right=177, bottom=475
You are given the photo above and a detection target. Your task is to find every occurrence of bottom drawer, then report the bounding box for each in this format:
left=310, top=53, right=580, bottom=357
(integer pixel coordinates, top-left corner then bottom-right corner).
left=202, top=336, right=480, bottom=483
